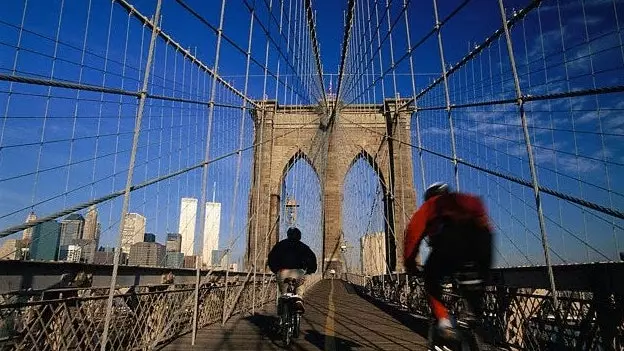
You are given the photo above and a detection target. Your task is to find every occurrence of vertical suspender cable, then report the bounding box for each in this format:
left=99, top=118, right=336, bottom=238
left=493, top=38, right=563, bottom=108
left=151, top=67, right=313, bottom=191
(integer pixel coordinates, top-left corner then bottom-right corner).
left=100, top=1, right=162, bottom=349
left=193, top=0, right=227, bottom=344
left=497, top=0, right=558, bottom=309
left=432, top=0, right=460, bottom=190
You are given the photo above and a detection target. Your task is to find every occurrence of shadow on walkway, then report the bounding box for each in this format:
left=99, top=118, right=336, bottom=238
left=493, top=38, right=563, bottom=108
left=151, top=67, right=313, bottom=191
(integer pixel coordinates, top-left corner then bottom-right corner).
left=159, top=281, right=430, bottom=350
left=353, top=288, right=431, bottom=338
left=244, top=313, right=280, bottom=342
left=303, top=329, right=363, bottom=350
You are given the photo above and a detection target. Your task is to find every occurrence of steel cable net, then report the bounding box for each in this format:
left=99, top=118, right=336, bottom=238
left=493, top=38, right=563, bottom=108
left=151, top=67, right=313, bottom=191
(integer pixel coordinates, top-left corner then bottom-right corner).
left=337, top=0, right=623, bottom=350
left=342, top=155, right=387, bottom=275
left=0, top=0, right=623, bottom=350
left=279, top=155, right=323, bottom=272
left=338, top=0, right=624, bottom=267
left=0, top=0, right=323, bottom=349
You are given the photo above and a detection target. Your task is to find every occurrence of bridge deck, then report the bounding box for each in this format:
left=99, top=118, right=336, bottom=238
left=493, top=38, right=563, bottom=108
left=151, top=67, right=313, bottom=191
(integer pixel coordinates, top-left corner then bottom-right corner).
left=160, top=279, right=428, bottom=350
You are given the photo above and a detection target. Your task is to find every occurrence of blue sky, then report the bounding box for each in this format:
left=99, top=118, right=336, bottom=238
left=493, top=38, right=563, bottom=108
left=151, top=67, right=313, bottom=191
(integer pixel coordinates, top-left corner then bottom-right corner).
left=0, top=0, right=623, bottom=268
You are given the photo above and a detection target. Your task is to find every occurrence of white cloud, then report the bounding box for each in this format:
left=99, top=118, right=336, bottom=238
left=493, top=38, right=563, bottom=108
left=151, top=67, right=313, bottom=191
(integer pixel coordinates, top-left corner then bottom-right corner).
left=422, top=126, right=449, bottom=136
left=539, top=0, right=615, bottom=13
left=557, top=154, right=602, bottom=173
left=606, top=114, right=624, bottom=134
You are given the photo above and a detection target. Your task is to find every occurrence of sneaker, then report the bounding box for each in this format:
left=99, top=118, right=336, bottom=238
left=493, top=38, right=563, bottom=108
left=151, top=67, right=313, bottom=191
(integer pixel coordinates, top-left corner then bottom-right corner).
left=436, top=325, right=459, bottom=342
left=436, top=318, right=459, bottom=343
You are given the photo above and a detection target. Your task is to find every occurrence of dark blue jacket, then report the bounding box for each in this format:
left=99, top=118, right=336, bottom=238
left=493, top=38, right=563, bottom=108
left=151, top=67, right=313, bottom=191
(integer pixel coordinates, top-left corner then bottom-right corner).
left=267, top=238, right=317, bottom=274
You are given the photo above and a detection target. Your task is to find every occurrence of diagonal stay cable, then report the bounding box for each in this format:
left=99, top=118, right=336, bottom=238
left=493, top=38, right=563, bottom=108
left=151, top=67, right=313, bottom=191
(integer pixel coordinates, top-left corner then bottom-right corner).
left=399, top=0, right=542, bottom=109
left=0, top=73, right=259, bottom=111
left=0, top=116, right=321, bottom=238
left=305, top=0, right=328, bottom=107
left=241, top=0, right=315, bottom=104
left=342, top=0, right=473, bottom=107
left=113, top=0, right=258, bottom=108
left=340, top=115, right=624, bottom=221
left=342, top=0, right=412, bottom=103
left=174, top=0, right=309, bottom=106
left=335, top=0, right=357, bottom=107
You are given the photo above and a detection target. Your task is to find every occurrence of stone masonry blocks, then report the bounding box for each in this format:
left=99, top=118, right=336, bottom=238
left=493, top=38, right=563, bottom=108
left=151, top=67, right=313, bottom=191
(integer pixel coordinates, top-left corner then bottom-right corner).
left=247, top=99, right=417, bottom=276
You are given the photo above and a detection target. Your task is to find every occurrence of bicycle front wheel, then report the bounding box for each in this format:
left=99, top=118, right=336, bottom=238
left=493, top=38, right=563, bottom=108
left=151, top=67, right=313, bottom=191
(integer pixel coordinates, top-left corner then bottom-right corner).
left=292, top=312, right=301, bottom=338
left=282, top=304, right=292, bottom=346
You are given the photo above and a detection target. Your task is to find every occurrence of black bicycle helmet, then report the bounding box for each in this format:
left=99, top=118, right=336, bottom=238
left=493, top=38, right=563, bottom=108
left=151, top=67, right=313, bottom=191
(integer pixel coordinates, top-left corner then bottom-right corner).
left=424, top=182, right=450, bottom=201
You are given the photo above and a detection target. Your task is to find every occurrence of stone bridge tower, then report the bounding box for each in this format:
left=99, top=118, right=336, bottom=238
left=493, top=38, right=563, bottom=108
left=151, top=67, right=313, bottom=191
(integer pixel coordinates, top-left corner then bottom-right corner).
left=246, top=99, right=416, bottom=276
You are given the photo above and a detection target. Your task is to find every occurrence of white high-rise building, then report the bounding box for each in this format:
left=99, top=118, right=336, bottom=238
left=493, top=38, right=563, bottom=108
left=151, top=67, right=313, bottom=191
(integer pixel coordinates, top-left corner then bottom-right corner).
left=22, top=212, right=37, bottom=243
left=121, top=213, right=146, bottom=255
left=202, top=202, right=221, bottom=267
left=66, top=245, right=82, bottom=263
left=179, top=198, right=198, bottom=257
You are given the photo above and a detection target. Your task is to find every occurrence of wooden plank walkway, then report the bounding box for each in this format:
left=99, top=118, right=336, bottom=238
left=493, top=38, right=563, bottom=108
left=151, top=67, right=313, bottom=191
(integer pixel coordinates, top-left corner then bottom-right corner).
left=160, top=279, right=429, bottom=350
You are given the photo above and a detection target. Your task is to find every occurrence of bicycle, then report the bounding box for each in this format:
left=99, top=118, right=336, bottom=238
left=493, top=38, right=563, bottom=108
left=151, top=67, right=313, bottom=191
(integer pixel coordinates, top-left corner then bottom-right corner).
left=277, top=277, right=304, bottom=347
left=428, top=266, right=488, bottom=351
left=407, top=276, right=431, bottom=316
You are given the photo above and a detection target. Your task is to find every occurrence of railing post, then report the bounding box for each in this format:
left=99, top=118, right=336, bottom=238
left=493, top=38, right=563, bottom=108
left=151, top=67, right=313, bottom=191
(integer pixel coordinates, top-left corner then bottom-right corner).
left=100, top=1, right=162, bottom=350
left=192, top=254, right=202, bottom=343
left=496, top=0, right=559, bottom=310
left=221, top=257, right=231, bottom=323
left=193, top=0, right=227, bottom=345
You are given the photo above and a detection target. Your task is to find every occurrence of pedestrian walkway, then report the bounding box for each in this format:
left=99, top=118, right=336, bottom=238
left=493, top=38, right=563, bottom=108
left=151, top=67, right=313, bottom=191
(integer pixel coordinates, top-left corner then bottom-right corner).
left=160, top=279, right=429, bottom=350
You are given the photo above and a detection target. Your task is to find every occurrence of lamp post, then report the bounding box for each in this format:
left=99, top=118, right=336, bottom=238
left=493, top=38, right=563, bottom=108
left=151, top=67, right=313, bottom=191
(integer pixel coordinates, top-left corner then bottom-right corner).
left=339, top=238, right=354, bottom=280
left=284, top=196, right=299, bottom=227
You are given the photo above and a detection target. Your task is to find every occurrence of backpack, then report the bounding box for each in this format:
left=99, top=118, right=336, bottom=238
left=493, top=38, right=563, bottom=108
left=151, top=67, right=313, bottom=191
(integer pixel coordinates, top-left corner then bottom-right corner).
left=426, top=193, right=491, bottom=249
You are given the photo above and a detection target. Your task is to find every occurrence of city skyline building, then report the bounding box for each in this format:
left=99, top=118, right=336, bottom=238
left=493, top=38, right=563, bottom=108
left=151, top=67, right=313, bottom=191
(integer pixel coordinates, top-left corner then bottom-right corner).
left=22, top=212, right=37, bottom=243
left=121, top=213, right=146, bottom=255
left=82, top=206, right=97, bottom=239
left=94, top=247, right=127, bottom=265
left=166, top=233, right=182, bottom=252
left=211, top=249, right=229, bottom=269
left=202, top=202, right=221, bottom=267
left=183, top=255, right=198, bottom=269
left=144, top=233, right=156, bottom=243
left=66, top=245, right=82, bottom=263
left=0, top=239, right=24, bottom=260
left=129, top=242, right=165, bottom=267
left=93, top=250, right=126, bottom=265
left=58, top=214, right=85, bottom=260
left=71, top=239, right=97, bottom=263
left=165, top=252, right=184, bottom=268
left=30, top=220, right=61, bottom=261
left=178, top=198, right=198, bottom=257
left=82, top=205, right=100, bottom=245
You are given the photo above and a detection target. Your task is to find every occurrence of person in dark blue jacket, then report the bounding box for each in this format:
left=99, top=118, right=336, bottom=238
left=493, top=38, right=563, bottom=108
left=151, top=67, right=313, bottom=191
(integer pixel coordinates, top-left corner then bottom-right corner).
left=267, top=227, right=317, bottom=312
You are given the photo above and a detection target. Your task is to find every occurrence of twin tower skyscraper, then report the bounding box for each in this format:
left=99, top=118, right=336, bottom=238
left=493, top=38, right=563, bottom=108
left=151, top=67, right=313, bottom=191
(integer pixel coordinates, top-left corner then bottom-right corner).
left=178, top=197, right=221, bottom=267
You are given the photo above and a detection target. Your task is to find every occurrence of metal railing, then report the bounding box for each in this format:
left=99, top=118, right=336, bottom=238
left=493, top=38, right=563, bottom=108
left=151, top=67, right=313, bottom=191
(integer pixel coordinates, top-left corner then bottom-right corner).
left=346, top=262, right=623, bottom=351
left=0, top=272, right=276, bottom=350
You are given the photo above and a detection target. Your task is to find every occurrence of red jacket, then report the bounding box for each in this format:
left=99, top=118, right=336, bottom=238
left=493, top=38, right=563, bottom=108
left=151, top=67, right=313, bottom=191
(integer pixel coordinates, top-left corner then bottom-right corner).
left=403, top=193, right=491, bottom=274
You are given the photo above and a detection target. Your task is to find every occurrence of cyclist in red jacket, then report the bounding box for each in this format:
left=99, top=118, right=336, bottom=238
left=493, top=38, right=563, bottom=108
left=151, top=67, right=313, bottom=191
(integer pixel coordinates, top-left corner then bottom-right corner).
left=404, top=182, right=493, bottom=339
